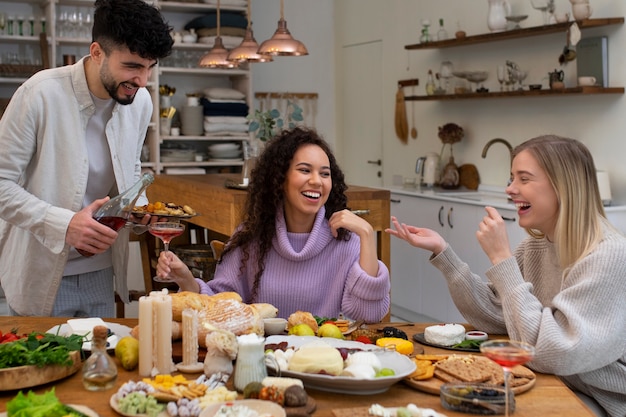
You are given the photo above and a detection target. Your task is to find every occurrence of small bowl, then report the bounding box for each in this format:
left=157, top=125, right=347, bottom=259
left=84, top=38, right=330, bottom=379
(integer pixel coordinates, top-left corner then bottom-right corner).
left=528, top=84, right=542, bottom=90
left=440, top=383, right=514, bottom=415
left=465, top=331, right=488, bottom=341
left=263, top=318, right=287, bottom=335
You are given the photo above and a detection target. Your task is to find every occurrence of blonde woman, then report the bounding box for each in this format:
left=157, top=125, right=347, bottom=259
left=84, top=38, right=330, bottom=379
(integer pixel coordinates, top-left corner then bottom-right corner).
left=387, top=135, right=626, bottom=417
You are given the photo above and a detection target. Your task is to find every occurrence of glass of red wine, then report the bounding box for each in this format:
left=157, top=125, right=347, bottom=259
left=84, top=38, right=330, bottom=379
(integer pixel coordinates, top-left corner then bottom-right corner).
left=149, top=222, right=186, bottom=283
left=480, top=339, right=535, bottom=417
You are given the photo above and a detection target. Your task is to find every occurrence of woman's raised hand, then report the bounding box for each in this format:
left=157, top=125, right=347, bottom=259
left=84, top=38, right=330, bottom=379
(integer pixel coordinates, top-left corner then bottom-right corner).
left=385, top=216, right=447, bottom=255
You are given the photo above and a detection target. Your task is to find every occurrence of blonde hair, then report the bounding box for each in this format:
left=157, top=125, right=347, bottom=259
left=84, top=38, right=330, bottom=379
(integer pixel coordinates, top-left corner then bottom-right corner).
left=512, top=135, right=608, bottom=272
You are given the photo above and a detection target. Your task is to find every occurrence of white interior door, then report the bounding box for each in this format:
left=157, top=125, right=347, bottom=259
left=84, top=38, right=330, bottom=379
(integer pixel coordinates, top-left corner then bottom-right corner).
left=340, top=41, right=383, bottom=187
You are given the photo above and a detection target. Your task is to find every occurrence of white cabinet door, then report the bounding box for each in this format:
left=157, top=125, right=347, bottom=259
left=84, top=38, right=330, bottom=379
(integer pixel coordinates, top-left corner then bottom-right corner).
left=390, top=194, right=528, bottom=323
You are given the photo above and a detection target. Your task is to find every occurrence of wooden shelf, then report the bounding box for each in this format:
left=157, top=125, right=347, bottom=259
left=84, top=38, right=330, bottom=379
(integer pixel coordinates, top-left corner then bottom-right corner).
left=405, top=18, right=624, bottom=50
left=406, top=86, right=625, bottom=101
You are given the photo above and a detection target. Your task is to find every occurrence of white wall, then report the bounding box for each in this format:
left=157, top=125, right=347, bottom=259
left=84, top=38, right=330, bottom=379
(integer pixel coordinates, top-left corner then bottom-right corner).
left=252, top=0, right=626, bottom=205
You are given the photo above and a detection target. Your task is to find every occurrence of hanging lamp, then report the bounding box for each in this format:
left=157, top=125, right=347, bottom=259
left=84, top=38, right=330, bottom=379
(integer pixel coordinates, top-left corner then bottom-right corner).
left=257, top=0, right=308, bottom=56
left=227, top=1, right=272, bottom=63
left=199, top=0, right=238, bottom=68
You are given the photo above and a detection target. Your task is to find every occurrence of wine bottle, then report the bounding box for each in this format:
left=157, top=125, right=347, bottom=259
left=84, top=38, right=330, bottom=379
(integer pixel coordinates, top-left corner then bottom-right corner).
left=77, top=173, right=154, bottom=257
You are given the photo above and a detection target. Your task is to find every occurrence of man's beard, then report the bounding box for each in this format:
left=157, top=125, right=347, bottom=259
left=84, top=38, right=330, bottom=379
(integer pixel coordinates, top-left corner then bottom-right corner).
left=100, top=67, right=136, bottom=105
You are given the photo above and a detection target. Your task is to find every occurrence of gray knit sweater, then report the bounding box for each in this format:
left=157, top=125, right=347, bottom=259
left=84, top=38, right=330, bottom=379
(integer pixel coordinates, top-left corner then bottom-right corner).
left=431, top=225, right=626, bottom=417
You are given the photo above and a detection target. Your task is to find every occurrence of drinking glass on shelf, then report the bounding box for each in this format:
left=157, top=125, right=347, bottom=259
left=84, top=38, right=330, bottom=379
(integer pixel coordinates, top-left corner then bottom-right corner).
left=530, top=0, right=553, bottom=25
left=480, top=340, right=535, bottom=417
left=150, top=221, right=186, bottom=283
left=0, top=13, right=7, bottom=35
left=497, top=65, right=507, bottom=91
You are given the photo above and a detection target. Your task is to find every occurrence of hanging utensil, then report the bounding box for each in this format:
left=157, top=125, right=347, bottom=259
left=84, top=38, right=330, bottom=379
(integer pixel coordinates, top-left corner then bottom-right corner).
left=394, top=84, right=408, bottom=144
left=410, top=85, right=417, bottom=139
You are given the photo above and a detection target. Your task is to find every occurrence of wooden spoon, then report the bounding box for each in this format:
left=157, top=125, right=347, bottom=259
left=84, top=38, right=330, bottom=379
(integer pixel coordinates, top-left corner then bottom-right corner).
left=410, top=86, right=418, bottom=139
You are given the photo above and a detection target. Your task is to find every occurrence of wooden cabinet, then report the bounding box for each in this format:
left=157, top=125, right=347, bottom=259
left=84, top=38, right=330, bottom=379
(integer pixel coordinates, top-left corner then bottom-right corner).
left=404, top=17, right=624, bottom=101
left=390, top=192, right=526, bottom=322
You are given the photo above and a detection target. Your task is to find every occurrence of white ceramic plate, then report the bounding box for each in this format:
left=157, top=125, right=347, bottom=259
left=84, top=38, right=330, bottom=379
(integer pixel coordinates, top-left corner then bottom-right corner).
left=0, top=404, right=99, bottom=417
left=199, top=399, right=286, bottom=417
left=371, top=405, right=447, bottom=417
left=47, top=322, right=132, bottom=351
left=265, top=335, right=416, bottom=395
left=208, top=143, right=240, bottom=151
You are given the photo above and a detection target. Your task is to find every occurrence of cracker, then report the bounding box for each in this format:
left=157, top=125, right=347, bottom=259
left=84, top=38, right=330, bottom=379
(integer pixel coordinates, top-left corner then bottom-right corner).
left=435, top=358, right=492, bottom=382
left=511, top=365, right=536, bottom=379
left=434, top=368, right=462, bottom=383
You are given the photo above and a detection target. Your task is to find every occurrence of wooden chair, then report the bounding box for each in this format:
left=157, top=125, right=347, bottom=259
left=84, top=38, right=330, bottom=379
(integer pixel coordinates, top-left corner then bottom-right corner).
left=115, top=232, right=155, bottom=318
left=210, top=239, right=225, bottom=261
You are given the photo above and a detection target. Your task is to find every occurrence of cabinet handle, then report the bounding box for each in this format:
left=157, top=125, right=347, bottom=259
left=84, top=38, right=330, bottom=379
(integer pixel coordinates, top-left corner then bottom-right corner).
left=351, top=209, right=371, bottom=216
left=367, top=159, right=382, bottom=166
left=438, top=205, right=444, bottom=227
left=502, top=216, right=516, bottom=222
left=447, top=206, right=454, bottom=228
left=391, top=198, right=401, bottom=203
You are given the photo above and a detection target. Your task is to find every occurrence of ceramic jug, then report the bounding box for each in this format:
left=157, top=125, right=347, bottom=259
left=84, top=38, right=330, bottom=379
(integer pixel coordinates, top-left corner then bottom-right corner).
left=549, top=69, right=565, bottom=89
left=487, top=0, right=511, bottom=32
left=234, top=334, right=279, bottom=392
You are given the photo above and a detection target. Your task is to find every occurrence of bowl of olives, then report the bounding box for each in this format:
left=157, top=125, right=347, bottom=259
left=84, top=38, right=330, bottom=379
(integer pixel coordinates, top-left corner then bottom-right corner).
left=440, top=383, right=514, bottom=415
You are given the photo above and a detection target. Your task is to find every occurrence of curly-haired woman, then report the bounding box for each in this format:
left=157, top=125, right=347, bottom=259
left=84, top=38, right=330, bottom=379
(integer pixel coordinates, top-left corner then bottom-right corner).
left=157, top=127, right=390, bottom=322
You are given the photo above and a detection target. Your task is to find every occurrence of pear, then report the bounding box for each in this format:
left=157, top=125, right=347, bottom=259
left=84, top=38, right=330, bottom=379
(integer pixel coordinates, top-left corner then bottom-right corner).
left=287, top=323, right=315, bottom=336
left=115, top=336, right=139, bottom=371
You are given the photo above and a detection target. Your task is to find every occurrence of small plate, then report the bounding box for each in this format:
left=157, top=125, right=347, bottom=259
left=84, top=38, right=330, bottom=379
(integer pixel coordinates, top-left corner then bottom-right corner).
left=0, top=404, right=98, bottom=417
left=413, top=333, right=480, bottom=352
left=47, top=322, right=132, bottom=351
left=199, top=399, right=286, bottom=417
left=131, top=211, right=198, bottom=219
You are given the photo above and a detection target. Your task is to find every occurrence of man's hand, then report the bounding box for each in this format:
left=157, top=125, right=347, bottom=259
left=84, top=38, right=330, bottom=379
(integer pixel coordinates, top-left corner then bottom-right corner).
left=66, top=197, right=119, bottom=254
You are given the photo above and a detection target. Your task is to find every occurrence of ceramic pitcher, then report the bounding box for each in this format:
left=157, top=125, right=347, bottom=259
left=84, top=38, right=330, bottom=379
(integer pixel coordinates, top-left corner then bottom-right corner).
left=487, top=0, right=511, bottom=32
left=234, top=334, right=280, bottom=392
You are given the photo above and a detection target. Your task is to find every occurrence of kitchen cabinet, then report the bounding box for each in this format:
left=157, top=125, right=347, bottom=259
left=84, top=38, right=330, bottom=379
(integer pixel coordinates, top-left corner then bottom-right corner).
left=0, top=0, right=252, bottom=174
left=403, top=17, right=624, bottom=101
left=390, top=191, right=526, bottom=323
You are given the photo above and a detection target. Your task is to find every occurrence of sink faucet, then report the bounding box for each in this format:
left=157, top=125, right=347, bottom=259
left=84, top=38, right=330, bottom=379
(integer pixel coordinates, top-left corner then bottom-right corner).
left=482, top=138, right=513, bottom=166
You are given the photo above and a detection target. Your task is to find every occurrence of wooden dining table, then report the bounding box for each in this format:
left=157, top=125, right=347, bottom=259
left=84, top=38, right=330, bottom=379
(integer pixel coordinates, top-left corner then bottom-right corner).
left=0, top=317, right=594, bottom=417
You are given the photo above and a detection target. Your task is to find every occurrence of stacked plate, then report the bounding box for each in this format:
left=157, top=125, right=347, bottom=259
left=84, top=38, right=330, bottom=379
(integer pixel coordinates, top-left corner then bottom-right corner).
left=208, top=142, right=243, bottom=162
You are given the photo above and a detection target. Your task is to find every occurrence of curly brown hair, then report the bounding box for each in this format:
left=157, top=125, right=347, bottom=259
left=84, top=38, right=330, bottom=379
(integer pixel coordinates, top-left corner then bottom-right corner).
left=221, top=127, right=350, bottom=302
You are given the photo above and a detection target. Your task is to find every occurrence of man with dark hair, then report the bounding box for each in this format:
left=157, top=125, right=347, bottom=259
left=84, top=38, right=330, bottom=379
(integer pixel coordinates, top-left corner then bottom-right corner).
left=0, top=0, right=173, bottom=316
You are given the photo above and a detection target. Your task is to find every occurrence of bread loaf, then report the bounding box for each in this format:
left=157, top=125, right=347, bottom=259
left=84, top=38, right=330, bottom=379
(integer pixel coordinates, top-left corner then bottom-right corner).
left=252, top=303, right=279, bottom=319
left=287, top=311, right=318, bottom=332
left=197, top=298, right=264, bottom=346
left=170, top=291, right=242, bottom=321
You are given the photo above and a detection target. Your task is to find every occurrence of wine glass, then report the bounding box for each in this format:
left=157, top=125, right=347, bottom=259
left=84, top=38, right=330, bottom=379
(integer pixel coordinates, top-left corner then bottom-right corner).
left=480, top=340, right=535, bottom=417
left=150, top=221, right=186, bottom=282
left=497, top=65, right=507, bottom=91
left=530, top=0, right=552, bottom=25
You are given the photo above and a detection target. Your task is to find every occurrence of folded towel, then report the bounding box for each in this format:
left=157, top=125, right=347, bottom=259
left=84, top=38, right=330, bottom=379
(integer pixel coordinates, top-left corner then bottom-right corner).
left=204, top=131, right=249, bottom=138
left=200, top=98, right=249, bottom=117
left=205, top=116, right=248, bottom=124
left=204, top=122, right=249, bottom=132
left=185, top=11, right=248, bottom=30
left=201, top=0, right=248, bottom=7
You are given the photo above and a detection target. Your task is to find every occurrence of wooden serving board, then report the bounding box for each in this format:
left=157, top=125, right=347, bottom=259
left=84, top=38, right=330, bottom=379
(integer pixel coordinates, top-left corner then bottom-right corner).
left=0, top=350, right=82, bottom=391
left=403, top=370, right=536, bottom=395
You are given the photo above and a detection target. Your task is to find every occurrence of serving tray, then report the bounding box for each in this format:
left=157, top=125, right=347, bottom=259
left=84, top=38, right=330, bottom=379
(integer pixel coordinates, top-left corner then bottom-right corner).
left=0, top=350, right=82, bottom=391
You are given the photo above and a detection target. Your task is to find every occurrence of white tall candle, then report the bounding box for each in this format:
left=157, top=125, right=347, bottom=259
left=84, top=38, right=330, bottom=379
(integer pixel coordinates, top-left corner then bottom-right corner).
left=155, top=290, right=174, bottom=374
left=138, top=296, right=153, bottom=377
left=181, top=308, right=199, bottom=366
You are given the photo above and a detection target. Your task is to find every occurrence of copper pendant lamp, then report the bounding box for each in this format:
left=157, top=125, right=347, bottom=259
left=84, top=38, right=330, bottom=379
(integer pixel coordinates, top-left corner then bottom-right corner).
left=257, top=0, right=308, bottom=56
left=227, top=2, right=272, bottom=63
left=199, top=0, right=238, bottom=68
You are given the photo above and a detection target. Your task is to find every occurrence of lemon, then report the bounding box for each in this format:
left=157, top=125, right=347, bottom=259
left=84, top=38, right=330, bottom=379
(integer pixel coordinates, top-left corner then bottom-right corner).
left=115, top=336, right=139, bottom=371
left=375, top=337, right=414, bottom=355
left=317, top=323, right=344, bottom=339
left=287, top=323, right=315, bottom=336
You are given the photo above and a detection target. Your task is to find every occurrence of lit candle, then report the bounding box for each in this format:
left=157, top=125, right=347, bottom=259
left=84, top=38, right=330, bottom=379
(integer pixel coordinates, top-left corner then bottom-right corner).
left=155, top=289, right=174, bottom=375
left=138, top=295, right=153, bottom=377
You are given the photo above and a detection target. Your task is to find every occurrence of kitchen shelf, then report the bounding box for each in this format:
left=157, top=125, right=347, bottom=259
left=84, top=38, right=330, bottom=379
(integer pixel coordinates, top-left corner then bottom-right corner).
left=405, top=18, right=624, bottom=50
left=406, top=86, right=625, bottom=101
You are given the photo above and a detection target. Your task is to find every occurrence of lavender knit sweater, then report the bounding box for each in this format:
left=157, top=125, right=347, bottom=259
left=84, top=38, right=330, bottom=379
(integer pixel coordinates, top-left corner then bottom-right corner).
left=431, top=224, right=626, bottom=417
left=196, top=206, right=390, bottom=322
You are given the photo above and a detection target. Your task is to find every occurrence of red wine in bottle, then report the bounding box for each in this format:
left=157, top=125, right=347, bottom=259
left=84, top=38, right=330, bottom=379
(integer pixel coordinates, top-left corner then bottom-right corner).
left=77, top=173, right=154, bottom=257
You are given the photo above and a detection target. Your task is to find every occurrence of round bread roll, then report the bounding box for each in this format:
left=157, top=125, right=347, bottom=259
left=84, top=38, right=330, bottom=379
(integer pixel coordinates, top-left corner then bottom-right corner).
left=287, top=311, right=318, bottom=332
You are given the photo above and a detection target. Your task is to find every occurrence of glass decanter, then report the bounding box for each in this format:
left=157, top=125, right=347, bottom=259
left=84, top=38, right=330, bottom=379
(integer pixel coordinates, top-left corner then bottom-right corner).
left=82, top=325, right=117, bottom=391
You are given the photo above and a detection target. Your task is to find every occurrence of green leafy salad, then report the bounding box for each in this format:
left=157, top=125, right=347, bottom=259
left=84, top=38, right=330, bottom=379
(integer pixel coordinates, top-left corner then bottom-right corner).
left=0, top=331, right=84, bottom=369
left=6, top=389, right=91, bottom=417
